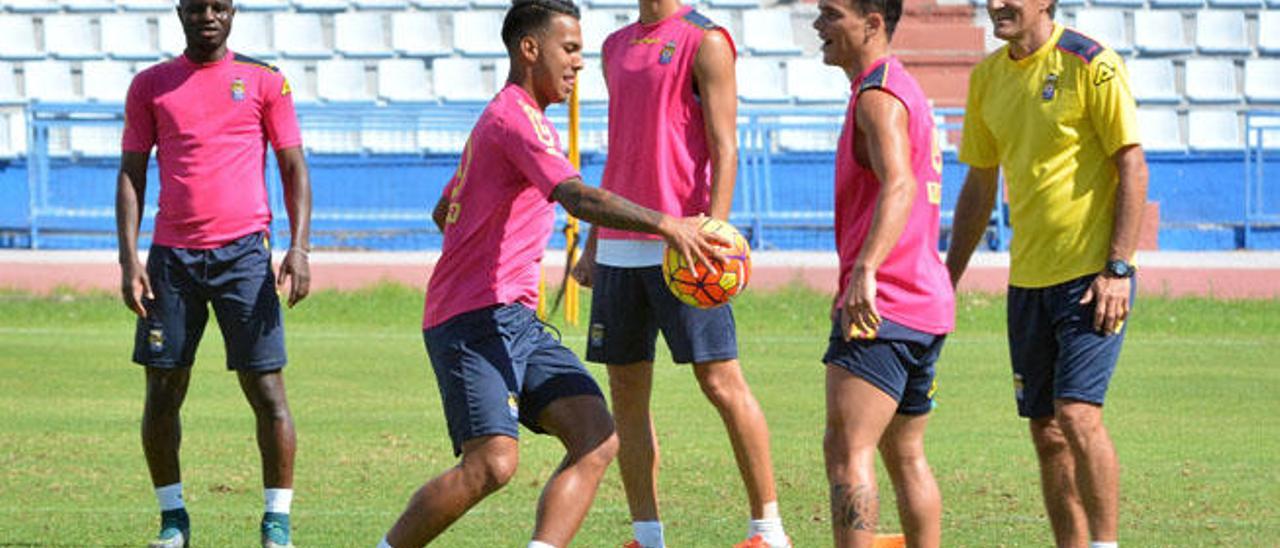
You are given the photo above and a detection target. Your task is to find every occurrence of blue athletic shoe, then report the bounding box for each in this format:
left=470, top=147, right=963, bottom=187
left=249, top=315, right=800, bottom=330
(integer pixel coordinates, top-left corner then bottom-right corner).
left=148, top=508, right=189, bottom=548
left=261, top=512, right=294, bottom=548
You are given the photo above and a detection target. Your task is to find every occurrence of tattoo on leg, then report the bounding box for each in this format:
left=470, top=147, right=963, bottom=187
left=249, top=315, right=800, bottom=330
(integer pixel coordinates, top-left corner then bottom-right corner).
left=830, top=483, right=877, bottom=532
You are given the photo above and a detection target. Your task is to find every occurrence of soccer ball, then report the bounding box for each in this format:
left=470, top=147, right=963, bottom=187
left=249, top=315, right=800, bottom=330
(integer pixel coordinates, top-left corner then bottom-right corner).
left=662, top=218, right=751, bottom=309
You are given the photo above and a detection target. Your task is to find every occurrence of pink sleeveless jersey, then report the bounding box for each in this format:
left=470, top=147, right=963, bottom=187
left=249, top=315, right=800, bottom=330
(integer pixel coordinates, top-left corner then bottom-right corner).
left=835, top=57, right=955, bottom=335
left=598, top=5, right=734, bottom=241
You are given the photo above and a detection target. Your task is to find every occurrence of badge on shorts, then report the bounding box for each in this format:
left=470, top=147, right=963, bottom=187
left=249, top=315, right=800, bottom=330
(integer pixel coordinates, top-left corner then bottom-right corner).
left=658, top=40, right=677, bottom=65
left=589, top=323, right=605, bottom=348
left=507, top=392, right=519, bottom=420
left=1041, top=73, right=1058, bottom=101
left=1013, top=373, right=1025, bottom=400
left=231, top=78, right=246, bottom=101
left=148, top=328, right=164, bottom=353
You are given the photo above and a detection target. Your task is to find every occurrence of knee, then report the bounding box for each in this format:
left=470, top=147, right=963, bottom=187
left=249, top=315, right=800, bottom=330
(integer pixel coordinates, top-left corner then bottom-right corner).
left=694, top=363, right=746, bottom=409
left=1030, top=419, right=1071, bottom=459
left=580, top=431, right=620, bottom=470
left=462, top=448, right=519, bottom=494
left=1054, top=403, right=1103, bottom=442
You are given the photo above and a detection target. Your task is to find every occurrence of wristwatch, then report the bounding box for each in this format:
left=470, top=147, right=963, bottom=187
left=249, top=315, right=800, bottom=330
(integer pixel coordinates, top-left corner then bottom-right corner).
left=1104, top=259, right=1135, bottom=279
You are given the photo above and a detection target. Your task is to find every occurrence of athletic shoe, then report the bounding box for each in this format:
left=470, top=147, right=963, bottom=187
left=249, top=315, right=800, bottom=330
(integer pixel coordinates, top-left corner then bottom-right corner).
left=733, top=534, right=792, bottom=548
left=148, top=508, right=189, bottom=548
left=622, top=541, right=642, bottom=548
left=261, top=512, right=294, bottom=548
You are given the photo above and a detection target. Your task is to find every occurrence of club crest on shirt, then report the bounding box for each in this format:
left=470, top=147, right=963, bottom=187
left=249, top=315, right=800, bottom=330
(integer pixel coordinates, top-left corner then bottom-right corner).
left=1041, top=73, right=1058, bottom=101
left=658, top=40, right=677, bottom=65
left=589, top=323, right=605, bottom=347
left=231, top=78, right=246, bottom=101
left=148, top=328, right=164, bottom=353
left=507, top=392, right=519, bottom=420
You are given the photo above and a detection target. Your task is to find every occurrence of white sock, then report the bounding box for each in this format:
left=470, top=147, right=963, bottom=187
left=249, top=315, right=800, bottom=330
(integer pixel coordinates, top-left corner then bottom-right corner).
left=265, top=488, right=293, bottom=514
left=155, top=483, right=184, bottom=512
left=633, top=520, right=665, bottom=548
left=377, top=536, right=393, bottom=548
left=1090, top=543, right=1118, bottom=548
left=747, top=517, right=788, bottom=548
left=528, top=541, right=557, bottom=548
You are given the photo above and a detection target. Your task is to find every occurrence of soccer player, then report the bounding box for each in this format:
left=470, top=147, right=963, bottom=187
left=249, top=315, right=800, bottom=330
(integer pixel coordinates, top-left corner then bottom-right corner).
left=116, top=0, right=311, bottom=547
left=812, top=0, right=954, bottom=546
left=375, top=2, right=727, bottom=547
left=569, top=1, right=789, bottom=546
left=947, top=0, right=1149, bottom=545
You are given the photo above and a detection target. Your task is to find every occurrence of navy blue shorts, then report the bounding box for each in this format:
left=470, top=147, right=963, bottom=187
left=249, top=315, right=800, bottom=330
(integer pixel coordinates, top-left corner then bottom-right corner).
left=1007, top=274, right=1135, bottom=418
left=585, top=265, right=737, bottom=365
left=424, top=304, right=604, bottom=456
left=133, top=231, right=286, bottom=372
left=822, top=317, right=946, bottom=415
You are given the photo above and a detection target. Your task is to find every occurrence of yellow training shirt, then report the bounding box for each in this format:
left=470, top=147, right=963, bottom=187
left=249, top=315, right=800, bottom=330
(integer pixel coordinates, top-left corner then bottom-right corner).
left=959, top=24, right=1140, bottom=288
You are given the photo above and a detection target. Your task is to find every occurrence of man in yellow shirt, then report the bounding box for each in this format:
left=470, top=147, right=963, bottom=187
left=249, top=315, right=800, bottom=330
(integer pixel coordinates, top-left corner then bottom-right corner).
left=946, top=0, right=1150, bottom=545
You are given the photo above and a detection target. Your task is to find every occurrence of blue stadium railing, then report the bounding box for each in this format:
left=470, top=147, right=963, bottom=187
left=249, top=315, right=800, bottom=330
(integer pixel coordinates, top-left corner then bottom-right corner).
left=17, top=102, right=1000, bottom=251
left=1245, top=111, right=1280, bottom=248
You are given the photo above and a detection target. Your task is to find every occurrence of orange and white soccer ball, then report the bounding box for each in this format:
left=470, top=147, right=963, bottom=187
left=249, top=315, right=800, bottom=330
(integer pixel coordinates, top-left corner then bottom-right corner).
left=662, top=218, right=751, bottom=309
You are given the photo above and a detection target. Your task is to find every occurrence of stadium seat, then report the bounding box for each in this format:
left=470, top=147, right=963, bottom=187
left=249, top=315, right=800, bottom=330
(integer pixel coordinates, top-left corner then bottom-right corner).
left=292, top=0, right=350, bottom=12
left=1135, top=108, right=1184, bottom=151
left=1196, top=10, right=1250, bottom=54
left=1073, top=9, right=1131, bottom=53
left=581, top=10, right=622, bottom=56
left=117, top=0, right=174, bottom=11
left=274, top=59, right=317, bottom=103
left=785, top=58, right=848, bottom=104
left=410, top=0, right=468, bottom=8
left=70, top=125, right=124, bottom=157
left=352, top=0, right=408, bottom=9
left=1184, top=59, right=1239, bottom=103
left=391, top=11, right=450, bottom=57
left=362, top=122, right=422, bottom=154
left=1262, top=12, right=1280, bottom=55
left=0, top=16, right=42, bottom=61
left=1244, top=59, right=1280, bottom=103
left=61, top=0, right=115, bottom=12
left=82, top=60, right=134, bottom=103
left=316, top=59, right=374, bottom=103
left=1092, top=0, right=1142, bottom=7
left=453, top=11, right=506, bottom=57
left=23, top=61, right=79, bottom=103
left=432, top=57, right=491, bottom=102
left=1206, top=0, right=1262, bottom=6
left=274, top=13, right=331, bottom=58
left=102, top=14, right=162, bottom=60
left=3, top=0, right=59, bottom=12
left=376, top=58, right=433, bottom=103
left=584, top=0, right=635, bottom=8
left=227, top=12, right=274, bottom=58
left=470, top=0, right=509, bottom=7
left=737, top=58, right=788, bottom=103
left=335, top=12, right=393, bottom=58
left=776, top=115, right=843, bottom=152
left=158, top=17, right=186, bottom=57
left=236, top=0, right=292, bottom=10
left=1127, top=59, right=1181, bottom=104
left=700, top=8, right=738, bottom=43
left=0, top=111, right=18, bottom=157
left=0, top=62, right=20, bottom=103
left=1133, top=11, right=1191, bottom=54
left=1148, top=0, right=1202, bottom=6
left=742, top=9, right=802, bottom=55
left=578, top=63, right=607, bottom=103
left=1187, top=110, right=1241, bottom=150
left=707, top=0, right=758, bottom=8
left=44, top=15, right=102, bottom=60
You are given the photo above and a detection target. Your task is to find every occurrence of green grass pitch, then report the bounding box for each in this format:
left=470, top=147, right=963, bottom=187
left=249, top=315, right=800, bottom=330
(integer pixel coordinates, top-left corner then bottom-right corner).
left=1, top=285, right=1277, bottom=546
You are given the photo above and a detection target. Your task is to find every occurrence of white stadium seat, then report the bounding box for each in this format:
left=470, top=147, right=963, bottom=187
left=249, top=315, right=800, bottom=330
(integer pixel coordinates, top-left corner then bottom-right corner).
left=228, top=13, right=275, bottom=59
left=352, top=0, right=409, bottom=8
left=0, top=15, right=43, bottom=60
left=391, top=12, right=450, bottom=57
left=699, top=9, right=738, bottom=43
left=432, top=57, right=490, bottom=102
left=1196, top=10, right=1250, bottom=54
left=1207, top=0, right=1261, bottom=6
left=1187, top=110, right=1241, bottom=150
left=24, top=61, right=79, bottom=103
left=410, top=0, right=468, bottom=8
left=0, top=62, right=20, bottom=103
left=1184, top=59, right=1239, bottom=104
left=4, top=0, right=60, bottom=12
left=1073, top=10, right=1130, bottom=53
left=292, top=0, right=350, bottom=11
left=471, top=0, right=509, bottom=7
left=70, top=125, right=124, bottom=157
left=736, top=58, right=788, bottom=103
left=61, top=0, right=115, bottom=12
left=1244, top=59, right=1280, bottom=103
left=777, top=114, right=843, bottom=152
left=585, top=0, right=635, bottom=7
left=275, top=13, right=331, bottom=58
left=102, top=14, right=162, bottom=60
left=581, top=10, right=622, bottom=56
left=273, top=59, right=317, bottom=103
left=742, top=9, right=802, bottom=55
left=1149, top=0, right=1203, bottom=7
left=453, top=11, right=506, bottom=57
left=237, top=0, right=292, bottom=10
left=1262, top=12, right=1280, bottom=55
left=786, top=58, right=848, bottom=104
left=316, top=59, right=374, bottom=103
left=335, top=12, right=393, bottom=58
left=158, top=17, right=186, bottom=57
left=117, top=0, right=174, bottom=11
left=82, top=60, right=135, bottom=103
left=376, top=58, right=433, bottom=103
left=1133, top=11, right=1190, bottom=54
left=1127, top=59, right=1180, bottom=104
left=1135, top=108, right=1184, bottom=151
left=578, top=63, right=608, bottom=103
left=707, top=0, right=758, bottom=8
left=44, top=15, right=102, bottom=60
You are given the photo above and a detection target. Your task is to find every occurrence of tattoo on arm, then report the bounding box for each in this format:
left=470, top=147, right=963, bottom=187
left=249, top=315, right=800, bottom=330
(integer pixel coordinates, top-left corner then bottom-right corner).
left=552, top=179, right=666, bottom=235
left=830, top=483, right=878, bottom=532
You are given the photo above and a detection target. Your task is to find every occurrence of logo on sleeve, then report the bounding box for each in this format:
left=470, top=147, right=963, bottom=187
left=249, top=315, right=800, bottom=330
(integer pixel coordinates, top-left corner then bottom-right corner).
left=231, top=78, right=246, bottom=101
left=1093, top=62, right=1116, bottom=87
left=658, top=40, right=677, bottom=65
left=281, top=78, right=292, bottom=96
left=507, top=392, right=520, bottom=420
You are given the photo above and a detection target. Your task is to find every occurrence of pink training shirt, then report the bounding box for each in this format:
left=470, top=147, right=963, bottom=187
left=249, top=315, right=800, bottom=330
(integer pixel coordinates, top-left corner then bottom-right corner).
left=423, top=83, right=581, bottom=330
left=835, top=57, right=955, bottom=335
left=598, top=6, right=734, bottom=241
left=122, top=51, right=302, bottom=249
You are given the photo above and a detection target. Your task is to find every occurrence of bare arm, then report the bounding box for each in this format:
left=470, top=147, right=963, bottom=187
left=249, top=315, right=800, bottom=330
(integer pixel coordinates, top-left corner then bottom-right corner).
left=693, top=30, right=738, bottom=220
left=839, top=90, right=916, bottom=339
left=944, top=166, right=999, bottom=287
left=116, top=151, right=152, bottom=317
left=1081, top=144, right=1149, bottom=333
left=275, top=146, right=312, bottom=307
